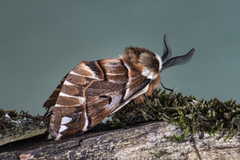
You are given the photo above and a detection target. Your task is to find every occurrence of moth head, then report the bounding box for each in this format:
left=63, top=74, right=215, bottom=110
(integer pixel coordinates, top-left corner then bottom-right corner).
left=121, top=47, right=162, bottom=80
left=121, top=34, right=195, bottom=80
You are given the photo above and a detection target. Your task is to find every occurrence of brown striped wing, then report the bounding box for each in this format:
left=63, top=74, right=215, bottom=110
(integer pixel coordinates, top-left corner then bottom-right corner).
left=47, top=58, right=151, bottom=140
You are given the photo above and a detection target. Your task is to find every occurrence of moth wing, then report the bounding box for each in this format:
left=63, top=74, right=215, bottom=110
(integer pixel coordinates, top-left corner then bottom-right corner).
left=48, top=58, right=151, bottom=140
left=85, top=76, right=150, bottom=126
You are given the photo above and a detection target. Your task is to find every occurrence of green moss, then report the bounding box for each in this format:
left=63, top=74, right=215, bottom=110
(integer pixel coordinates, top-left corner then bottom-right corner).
left=167, top=133, right=185, bottom=142
left=154, top=150, right=168, bottom=158
left=109, top=88, right=240, bottom=141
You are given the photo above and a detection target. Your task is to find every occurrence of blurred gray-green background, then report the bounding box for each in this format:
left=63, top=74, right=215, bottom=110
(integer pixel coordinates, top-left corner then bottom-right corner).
left=1, top=1, right=240, bottom=116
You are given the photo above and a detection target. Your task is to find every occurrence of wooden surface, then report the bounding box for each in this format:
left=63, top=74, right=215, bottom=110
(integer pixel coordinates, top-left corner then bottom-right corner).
left=0, top=121, right=239, bottom=160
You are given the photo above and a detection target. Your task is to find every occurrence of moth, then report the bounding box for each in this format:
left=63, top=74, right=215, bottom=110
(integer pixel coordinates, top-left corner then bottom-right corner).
left=43, top=35, right=195, bottom=140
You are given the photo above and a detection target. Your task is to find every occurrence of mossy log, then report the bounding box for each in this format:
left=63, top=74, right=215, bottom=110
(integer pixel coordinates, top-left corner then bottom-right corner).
left=0, top=121, right=240, bottom=160
left=1, top=88, right=240, bottom=159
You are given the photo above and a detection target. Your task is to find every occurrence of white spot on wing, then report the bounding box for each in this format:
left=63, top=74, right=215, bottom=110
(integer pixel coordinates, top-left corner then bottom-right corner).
left=82, top=112, right=88, bottom=131
left=124, top=88, right=130, bottom=100
left=55, top=103, right=86, bottom=107
left=59, top=125, right=67, bottom=133
left=108, top=79, right=116, bottom=83
left=61, top=117, right=72, bottom=125
left=59, top=92, right=74, bottom=98
left=58, top=92, right=86, bottom=106
left=106, top=72, right=125, bottom=76
left=55, top=104, right=62, bottom=107
left=70, top=64, right=100, bottom=80
left=70, top=70, right=81, bottom=76
left=55, top=133, right=62, bottom=140
left=64, top=80, right=74, bottom=86
left=123, top=62, right=132, bottom=100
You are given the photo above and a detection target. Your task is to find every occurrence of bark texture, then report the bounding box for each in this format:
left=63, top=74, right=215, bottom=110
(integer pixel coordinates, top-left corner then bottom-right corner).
left=0, top=121, right=240, bottom=160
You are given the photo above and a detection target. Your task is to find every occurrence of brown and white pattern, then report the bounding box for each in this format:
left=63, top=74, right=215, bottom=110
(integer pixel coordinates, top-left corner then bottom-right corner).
left=43, top=35, right=195, bottom=140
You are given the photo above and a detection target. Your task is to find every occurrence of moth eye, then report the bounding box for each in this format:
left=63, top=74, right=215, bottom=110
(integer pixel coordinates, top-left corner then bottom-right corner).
left=99, top=95, right=112, bottom=104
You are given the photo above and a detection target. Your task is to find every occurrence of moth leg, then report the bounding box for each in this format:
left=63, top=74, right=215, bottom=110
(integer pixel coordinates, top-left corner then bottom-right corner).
left=143, top=94, right=153, bottom=108
left=160, top=81, right=178, bottom=92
